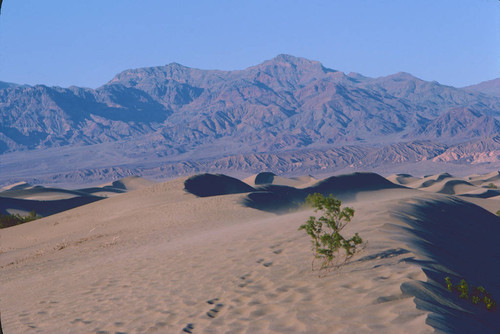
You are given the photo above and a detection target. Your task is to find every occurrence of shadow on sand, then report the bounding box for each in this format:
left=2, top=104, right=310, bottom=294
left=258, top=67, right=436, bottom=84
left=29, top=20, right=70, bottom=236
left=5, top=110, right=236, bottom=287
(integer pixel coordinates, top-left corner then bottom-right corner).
left=391, top=195, right=500, bottom=333
left=244, top=172, right=405, bottom=213
left=184, top=172, right=405, bottom=213
left=0, top=196, right=103, bottom=217
left=184, top=173, right=255, bottom=197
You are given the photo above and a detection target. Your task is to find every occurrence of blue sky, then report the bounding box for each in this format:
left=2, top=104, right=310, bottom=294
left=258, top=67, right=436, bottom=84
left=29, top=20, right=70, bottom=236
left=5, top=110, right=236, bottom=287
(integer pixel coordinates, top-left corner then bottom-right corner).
left=0, top=0, right=498, bottom=88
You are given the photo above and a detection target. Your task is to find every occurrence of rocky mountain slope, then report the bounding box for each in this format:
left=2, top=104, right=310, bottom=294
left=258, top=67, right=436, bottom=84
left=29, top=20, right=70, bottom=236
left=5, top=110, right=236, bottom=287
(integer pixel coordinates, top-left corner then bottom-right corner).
left=464, top=78, right=500, bottom=98
left=0, top=55, right=499, bottom=185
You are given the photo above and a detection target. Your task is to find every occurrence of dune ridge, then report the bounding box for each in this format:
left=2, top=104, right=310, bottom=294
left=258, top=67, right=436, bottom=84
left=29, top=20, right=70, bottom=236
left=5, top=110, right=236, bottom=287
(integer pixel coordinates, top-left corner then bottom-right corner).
left=391, top=195, right=500, bottom=333
left=0, top=176, right=153, bottom=218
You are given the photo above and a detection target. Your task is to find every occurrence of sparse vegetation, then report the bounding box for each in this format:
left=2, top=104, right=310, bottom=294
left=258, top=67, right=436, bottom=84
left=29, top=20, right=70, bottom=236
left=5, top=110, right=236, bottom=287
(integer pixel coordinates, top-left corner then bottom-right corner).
left=299, top=193, right=364, bottom=273
left=486, top=183, right=498, bottom=189
left=444, top=277, right=497, bottom=311
left=496, top=210, right=500, bottom=217
left=0, top=211, right=41, bottom=229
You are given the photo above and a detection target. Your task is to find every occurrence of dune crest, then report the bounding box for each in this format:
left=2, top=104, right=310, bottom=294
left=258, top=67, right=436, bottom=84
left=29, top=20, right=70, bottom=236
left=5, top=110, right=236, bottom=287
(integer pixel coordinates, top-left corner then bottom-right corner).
left=244, top=172, right=406, bottom=213
left=243, top=172, right=318, bottom=188
left=0, top=181, right=33, bottom=192
left=0, top=175, right=154, bottom=219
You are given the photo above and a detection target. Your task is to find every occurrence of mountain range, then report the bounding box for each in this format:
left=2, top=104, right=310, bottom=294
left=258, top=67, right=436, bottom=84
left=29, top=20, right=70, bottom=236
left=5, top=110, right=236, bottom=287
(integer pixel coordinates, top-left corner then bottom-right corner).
left=1, top=54, right=499, bottom=186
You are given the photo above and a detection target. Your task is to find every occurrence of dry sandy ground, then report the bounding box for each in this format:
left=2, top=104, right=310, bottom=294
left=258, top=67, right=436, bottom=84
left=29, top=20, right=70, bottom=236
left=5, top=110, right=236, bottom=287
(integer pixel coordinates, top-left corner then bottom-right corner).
left=1, top=171, right=500, bottom=333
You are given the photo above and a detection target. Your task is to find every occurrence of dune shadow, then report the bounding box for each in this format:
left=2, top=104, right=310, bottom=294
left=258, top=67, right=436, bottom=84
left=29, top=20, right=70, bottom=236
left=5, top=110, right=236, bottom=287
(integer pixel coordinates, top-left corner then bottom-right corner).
left=459, top=189, right=500, bottom=199
left=243, top=185, right=308, bottom=213
left=356, top=248, right=411, bottom=262
left=391, top=196, right=500, bottom=333
left=419, top=172, right=453, bottom=188
left=0, top=196, right=103, bottom=217
left=434, top=179, right=475, bottom=195
left=254, top=172, right=276, bottom=185
left=184, top=173, right=255, bottom=197
left=244, top=172, right=405, bottom=213
left=184, top=172, right=405, bottom=213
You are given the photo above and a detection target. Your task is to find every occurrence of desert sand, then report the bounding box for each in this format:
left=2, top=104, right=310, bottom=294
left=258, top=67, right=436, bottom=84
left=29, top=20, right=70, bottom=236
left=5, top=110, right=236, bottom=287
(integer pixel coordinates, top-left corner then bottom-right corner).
left=1, top=171, right=500, bottom=333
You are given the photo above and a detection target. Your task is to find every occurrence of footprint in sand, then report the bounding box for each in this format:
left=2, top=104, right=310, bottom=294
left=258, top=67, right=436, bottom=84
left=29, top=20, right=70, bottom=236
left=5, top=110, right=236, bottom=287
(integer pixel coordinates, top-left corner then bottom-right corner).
left=182, top=323, right=194, bottom=333
left=205, top=298, right=224, bottom=318
left=238, top=274, right=254, bottom=287
left=207, top=297, right=219, bottom=305
left=206, top=303, right=224, bottom=318
left=256, top=258, right=273, bottom=267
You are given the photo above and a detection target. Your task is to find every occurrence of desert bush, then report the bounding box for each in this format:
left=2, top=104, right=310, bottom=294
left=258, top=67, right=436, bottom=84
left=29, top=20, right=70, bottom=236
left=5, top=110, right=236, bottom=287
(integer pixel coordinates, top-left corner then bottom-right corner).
left=496, top=210, right=500, bottom=217
left=299, top=193, right=363, bottom=273
left=444, top=277, right=497, bottom=311
left=0, top=210, right=40, bottom=229
left=486, top=182, right=498, bottom=189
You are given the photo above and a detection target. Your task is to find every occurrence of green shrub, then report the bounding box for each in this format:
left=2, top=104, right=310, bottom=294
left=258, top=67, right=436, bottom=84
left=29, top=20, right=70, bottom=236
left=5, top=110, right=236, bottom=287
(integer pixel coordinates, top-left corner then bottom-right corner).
left=0, top=211, right=40, bottom=229
left=458, top=279, right=469, bottom=299
left=444, top=277, right=497, bottom=311
left=496, top=210, right=500, bottom=217
left=299, top=193, right=364, bottom=272
left=486, top=183, right=498, bottom=189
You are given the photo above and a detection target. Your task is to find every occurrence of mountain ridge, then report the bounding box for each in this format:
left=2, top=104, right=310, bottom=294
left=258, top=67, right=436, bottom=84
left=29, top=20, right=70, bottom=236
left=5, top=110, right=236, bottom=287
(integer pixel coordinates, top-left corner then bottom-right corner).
left=1, top=55, right=499, bottom=185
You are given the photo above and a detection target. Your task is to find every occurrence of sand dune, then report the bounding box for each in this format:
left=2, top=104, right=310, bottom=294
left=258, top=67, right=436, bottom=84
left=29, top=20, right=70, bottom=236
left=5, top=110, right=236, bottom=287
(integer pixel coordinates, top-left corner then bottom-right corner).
left=391, top=195, right=500, bottom=333
left=0, top=186, right=93, bottom=201
left=406, top=172, right=453, bottom=189
left=1, top=171, right=500, bottom=333
left=421, top=179, right=476, bottom=195
left=243, top=172, right=317, bottom=188
left=458, top=188, right=500, bottom=199
left=386, top=173, right=421, bottom=185
left=0, top=176, right=154, bottom=217
left=244, top=172, right=406, bottom=212
left=0, top=181, right=34, bottom=192
left=467, top=170, right=500, bottom=185
left=0, top=196, right=103, bottom=217
left=108, top=175, right=156, bottom=191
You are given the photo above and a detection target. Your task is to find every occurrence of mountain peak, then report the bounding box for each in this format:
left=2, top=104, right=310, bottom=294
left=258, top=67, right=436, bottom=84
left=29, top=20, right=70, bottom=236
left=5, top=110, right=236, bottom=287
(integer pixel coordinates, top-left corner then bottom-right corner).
left=164, top=62, right=191, bottom=69
left=384, top=72, right=421, bottom=82
left=249, top=54, right=337, bottom=79
left=258, top=54, right=330, bottom=69
left=272, top=54, right=305, bottom=63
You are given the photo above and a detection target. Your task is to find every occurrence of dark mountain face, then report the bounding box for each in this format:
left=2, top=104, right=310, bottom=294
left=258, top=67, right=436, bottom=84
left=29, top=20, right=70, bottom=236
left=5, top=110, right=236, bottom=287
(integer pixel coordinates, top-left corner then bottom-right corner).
left=0, top=55, right=499, bottom=184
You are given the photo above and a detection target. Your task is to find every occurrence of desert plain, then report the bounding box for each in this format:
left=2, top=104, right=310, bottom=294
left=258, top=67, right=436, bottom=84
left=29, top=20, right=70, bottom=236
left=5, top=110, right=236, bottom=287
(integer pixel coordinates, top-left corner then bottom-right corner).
left=1, top=171, right=500, bottom=333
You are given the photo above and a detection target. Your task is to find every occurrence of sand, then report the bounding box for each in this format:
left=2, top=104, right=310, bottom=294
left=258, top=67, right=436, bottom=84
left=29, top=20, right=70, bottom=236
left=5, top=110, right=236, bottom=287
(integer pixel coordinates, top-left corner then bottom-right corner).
left=1, top=171, right=500, bottom=333
left=0, top=177, right=154, bottom=218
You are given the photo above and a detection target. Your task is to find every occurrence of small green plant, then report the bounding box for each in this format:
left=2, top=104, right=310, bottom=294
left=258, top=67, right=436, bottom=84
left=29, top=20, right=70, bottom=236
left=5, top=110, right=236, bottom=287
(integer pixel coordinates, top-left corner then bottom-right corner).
left=458, top=279, right=469, bottom=299
left=445, top=277, right=453, bottom=291
left=486, top=182, right=498, bottom=189
left=444, top=277, right=497, bottom=311
left=496, top=210, right=500, bottom=217
left=299, top=193, right=364, bottom=272
left=0, top=210, right=41, bottom=229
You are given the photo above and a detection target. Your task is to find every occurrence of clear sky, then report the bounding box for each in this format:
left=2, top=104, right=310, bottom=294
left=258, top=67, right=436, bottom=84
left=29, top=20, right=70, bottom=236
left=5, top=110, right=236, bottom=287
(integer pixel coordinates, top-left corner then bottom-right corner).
left=0, top=0, right=498, bottom=88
